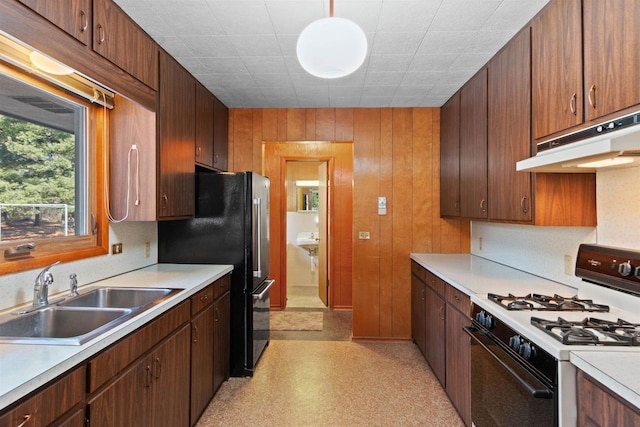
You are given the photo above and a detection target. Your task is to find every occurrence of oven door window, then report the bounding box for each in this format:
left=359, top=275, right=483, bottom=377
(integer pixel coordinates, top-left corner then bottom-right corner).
left=468, top=328, right=555, bottom=426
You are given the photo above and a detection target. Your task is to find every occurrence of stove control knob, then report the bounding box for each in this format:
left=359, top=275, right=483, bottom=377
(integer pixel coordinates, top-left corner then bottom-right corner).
left=618, top=261, right=633, bottom=276
left=484, top=314, right=493, bottom=329
left=476, top=311, right=485, bottom=324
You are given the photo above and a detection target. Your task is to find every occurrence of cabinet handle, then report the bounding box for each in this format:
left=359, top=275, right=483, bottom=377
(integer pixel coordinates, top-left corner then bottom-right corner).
left=439, top=305, right=445, bottom=321
left=196, top=145, right=202, bottom=157
left=520, top=196, right=528, bottom=214
left=162, top=195, right=168, bottom=209
left=96, top=24, right=105, bottom=44
left=214, top=154, right=219, bottom=164
left=17, top=414, right=32, bottom=427
left=421, top=288, right=425, bottom=302
left=153, top=357, right=162, bottom=380
left=454, top=200, right=460, bottom=214
left=79, top=10, right=88, bottom=32
left=193, top=324, right=199, bottom=343
left=588, top=84, right=596, bottom=109
left=214, top=307, right=220, bottom=322
left=145, top=365, right=152, bottom=388
left=480, top=198, right=486, bottom=213
left=569, top=93, right=577, bottom=115
left=454, top=294, right=460, bottom=302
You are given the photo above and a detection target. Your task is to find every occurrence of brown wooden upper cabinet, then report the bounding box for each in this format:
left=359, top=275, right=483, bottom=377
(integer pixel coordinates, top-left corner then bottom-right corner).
left=213, top=95, right=229, bottom=171
left=93, top=0, right=158, bottom=90
left=19, top=0, right=91, bottom=46
left=440, top=92, right=460, bottom=217
left=533, top=0, right=640, bottom=141
left=583, top=0, right=640, bottom=122
left=459, top=68, right=488, bottom=220
left=158, top=51, right=196, bottom=219
left=195, top=82, right=215, bottom=169
left=488, top=30, right=532, bottom=223
left=531, top=0, right=583, bottom=140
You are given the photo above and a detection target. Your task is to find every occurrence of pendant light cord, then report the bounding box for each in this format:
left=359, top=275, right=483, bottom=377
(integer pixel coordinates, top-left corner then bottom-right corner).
left=330, top=0, right=334, bottom=17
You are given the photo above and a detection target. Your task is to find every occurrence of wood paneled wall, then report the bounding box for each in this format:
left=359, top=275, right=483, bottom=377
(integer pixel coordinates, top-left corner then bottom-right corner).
left=228, top=108, right=470, bottom=340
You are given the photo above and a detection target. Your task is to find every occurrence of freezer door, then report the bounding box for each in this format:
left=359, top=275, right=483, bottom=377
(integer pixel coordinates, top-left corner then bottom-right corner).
left=251, top=173, right=270, bottom=289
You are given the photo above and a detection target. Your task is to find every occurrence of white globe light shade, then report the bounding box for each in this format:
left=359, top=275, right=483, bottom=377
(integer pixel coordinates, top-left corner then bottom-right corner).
left=296, top=17, right=367, bottom=79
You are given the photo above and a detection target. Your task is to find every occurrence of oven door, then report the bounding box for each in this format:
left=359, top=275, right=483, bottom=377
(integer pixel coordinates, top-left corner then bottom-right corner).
left=464, top=326, right=556, bottom=427
left=251, top=279, right=274, bottom=369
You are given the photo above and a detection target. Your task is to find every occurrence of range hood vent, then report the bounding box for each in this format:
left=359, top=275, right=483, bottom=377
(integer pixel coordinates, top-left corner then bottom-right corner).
left=517, top=112, right=640, bottom=172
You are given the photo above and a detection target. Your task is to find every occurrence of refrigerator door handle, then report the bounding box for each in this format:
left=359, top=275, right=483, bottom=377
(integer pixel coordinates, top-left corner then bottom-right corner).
left=253, top=197, right=261, bottom=278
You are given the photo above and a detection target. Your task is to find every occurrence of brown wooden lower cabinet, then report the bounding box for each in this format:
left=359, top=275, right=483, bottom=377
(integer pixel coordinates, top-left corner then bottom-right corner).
left=213, top=289, right=230, bottom=393
left=411, top=260, right=471, bottom=426
left=0, top=366, right=85, bottom=426
left=577, top=369, right=640, bottom=427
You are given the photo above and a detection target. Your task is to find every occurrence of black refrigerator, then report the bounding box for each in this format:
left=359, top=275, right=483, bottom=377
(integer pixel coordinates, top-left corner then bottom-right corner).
left=158, top=171, right=274, bottom=377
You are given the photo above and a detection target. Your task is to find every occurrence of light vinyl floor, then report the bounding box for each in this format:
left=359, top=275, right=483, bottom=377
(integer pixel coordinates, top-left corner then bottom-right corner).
left=196, top=340, right=464, bottom=426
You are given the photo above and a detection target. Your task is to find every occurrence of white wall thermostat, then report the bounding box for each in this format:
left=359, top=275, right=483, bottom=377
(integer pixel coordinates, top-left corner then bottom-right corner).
left=378, top=197, right=387, bottom=215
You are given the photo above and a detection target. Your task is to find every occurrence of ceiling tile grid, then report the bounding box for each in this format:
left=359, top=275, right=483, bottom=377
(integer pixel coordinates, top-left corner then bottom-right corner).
left=114, top=0, right=550, bottom=108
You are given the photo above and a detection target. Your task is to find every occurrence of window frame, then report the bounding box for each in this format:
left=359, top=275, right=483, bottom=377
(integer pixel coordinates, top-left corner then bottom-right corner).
left=0, top=66, right=109, bottom=275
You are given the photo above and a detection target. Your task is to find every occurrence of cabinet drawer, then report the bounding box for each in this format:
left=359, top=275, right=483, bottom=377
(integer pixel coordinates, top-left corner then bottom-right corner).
left=213, top=274, right=231, bottom=300
left=411, top=260, right=426, bottom=282
left=191, top=285, right=214, bottom=315
left=88, top=300, right=190, bottom=392
left=0, top=366, right=85, bottom=427
left=446, top=285, right=470, bottom=314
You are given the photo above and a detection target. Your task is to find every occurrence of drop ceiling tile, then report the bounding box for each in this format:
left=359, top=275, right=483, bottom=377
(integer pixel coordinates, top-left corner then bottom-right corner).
left=376, top=1, right=439, bottom=33
left=394, top=85, right=433, bottom=97
left=209, top=73, right=257, bottom=88
left=181, top=36, right=237, bottom=57
left=391, top=96, right=428, bottom=107
left=199, top=57, right=248, bottom=73
left=429, top=1, right=501, bottom=31
left=276, top=35, right=300, bottom=57
left=371, top=32, right=425, bottom=55
left=416, top=31, right=475, bottom=55
left=266, top=1, right=326, bottom=35
left=429, top=84, right=459, bottom=97
left=330, top=97, right=363, bottom=107
left=360, top=96, right=393, bottom=107
left=464, top=30, right=513, bottom=54
left=242, top=56, right=288, bottom=74
left=116, top=7, right=174, bottom=38
left=408, top=54, right=459, bottom=72
left=402, top=71, right=446, bottom=86
left=177, top=57, right=208, bottom=74
left=328, top=72, right=366, bottom=86
left=450, top=53, right=491, bottom=71
left=229, top=35, right=282, bottom=57
left=367, top=55, right=413, bottom=72
left=252, top=73, right=293, bottom=87
left=483, top=0, right=550, bottom=31
left=290, top=73, right=331, bottom=88
left=156, top=37, right=195, bottom=58
left=205, top=1, right=274, bottom=35
left=156, top=6, right=224, bottom=36
left=364, top=72, right=405, bottom=86
left=362, top=86, right=397, bottom=97
left=423, top=95, right=450, bottom=106
left=332, top=1, right=382, bottom=33
left=328, top=86, right=363, bottom=98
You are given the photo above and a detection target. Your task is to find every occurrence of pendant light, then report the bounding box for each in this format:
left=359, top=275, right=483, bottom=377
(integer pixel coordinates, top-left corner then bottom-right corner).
left=296, top=0, right=367, bottom=79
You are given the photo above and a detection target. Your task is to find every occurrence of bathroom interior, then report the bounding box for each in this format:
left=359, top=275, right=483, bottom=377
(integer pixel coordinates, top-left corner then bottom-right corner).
left=285, top=161, right=327, bottom=309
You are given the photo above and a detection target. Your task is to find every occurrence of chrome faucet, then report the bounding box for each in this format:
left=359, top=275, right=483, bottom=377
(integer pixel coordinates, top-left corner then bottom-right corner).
left=69, top=273, right=79, bottom=297
left=33, top=261, right=61, bottom=307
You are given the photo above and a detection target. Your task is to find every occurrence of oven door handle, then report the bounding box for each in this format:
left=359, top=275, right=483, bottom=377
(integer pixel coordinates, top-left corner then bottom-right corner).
left=463, top=326, right=553, bottom=399
left=252, top=279, right=275, bottom=300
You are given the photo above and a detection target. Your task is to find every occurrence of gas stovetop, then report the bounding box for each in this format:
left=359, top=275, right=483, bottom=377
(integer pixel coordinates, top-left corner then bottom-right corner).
left=488, top=293, right=610, bottom=312
left=531, top=317, right=640, bottom=346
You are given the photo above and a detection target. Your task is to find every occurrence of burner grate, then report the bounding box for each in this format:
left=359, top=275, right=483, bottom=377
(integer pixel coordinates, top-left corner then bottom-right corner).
left=531, top=316, right=640, bottom=346
left=488, top=293, right=610, bottom=312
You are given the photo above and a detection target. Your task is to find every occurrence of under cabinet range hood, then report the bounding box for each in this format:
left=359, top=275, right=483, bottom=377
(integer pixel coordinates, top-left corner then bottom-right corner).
left=517, top=112, right=640, bottom=172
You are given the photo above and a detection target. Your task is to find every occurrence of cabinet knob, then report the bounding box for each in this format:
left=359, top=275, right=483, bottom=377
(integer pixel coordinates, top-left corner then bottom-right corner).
left=80, top=10, right=88, bottom=32
left=588, top=84, right=596, bottom=109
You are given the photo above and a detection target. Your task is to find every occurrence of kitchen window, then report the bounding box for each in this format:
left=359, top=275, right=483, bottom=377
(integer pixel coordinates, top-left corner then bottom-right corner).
left=0, top=58, right=108, bottom=274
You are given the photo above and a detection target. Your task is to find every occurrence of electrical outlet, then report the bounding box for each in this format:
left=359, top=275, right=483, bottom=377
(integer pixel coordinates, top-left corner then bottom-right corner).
left=144, top=242, right=150, bottom=258
left=564, top=255, right=574, bottom=275
left=112, top=243, right=123, bottom=255
left=358, top=231, right=370, bottom=240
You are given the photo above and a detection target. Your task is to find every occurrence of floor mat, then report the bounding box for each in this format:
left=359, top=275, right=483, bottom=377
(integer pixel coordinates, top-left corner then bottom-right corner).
left=270, top=310, right=323, bottom=331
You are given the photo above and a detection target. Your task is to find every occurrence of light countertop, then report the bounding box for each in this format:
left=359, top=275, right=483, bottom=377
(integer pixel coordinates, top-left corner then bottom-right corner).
left=0, top=263, right=233, bottom=410
left=410, top=253, right=640, bottom=410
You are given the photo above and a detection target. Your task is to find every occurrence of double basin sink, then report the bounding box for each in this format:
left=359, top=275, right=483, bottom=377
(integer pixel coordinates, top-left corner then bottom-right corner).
left=0, top=287, right=182, bottom=345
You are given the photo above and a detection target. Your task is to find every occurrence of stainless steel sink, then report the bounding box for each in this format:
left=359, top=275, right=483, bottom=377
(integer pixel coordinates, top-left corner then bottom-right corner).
left=0, top=307, right=133, bottom=345
left=0, top=287, right=183, bottom=345
left=58, top=287, right=181, bottom=309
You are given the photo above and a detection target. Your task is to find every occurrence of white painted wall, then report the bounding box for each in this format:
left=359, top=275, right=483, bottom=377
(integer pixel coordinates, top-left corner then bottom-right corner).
left=471, top=166, right=640, bottom=287
left=0, top=221, right=157, bottom=311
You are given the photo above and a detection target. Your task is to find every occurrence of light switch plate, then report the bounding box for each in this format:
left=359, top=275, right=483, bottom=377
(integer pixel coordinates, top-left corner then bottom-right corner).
left=378, top=197, right=387, bottom=215
left=358, top=231, right=370, bottom=240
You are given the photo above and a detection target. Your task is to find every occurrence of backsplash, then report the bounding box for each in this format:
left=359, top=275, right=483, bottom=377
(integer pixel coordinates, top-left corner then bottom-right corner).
left=0, top=221, right=157, bottom=312
left=471, top=166, right=640, bottom=287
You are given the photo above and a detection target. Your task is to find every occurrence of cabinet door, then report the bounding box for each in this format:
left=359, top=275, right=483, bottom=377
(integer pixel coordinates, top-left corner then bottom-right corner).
left=440, top=92, right=460, bottom=217
left=158, top=51, right=196, bottom=219
left=19, top=0, right=90, bottom=45
left=213, top=291, right=231, bottom=392
left=87, top=359, right=149, bottom=426
left=577, top=370, right=640, bottom=426
left=425, top=286, right=446, bottom=386
left=149, top=325, right=191, bottom=427
left=531, top=0, right=583, bottom=140
left=584, top=0, right=640, bottom=121
left=488, top=29, right=532, bottom=222
left=411, top=274, right=427, bottom=357
left=191, top=305, right=215, bottom=424
left=459, top=68, right=488, bottom=219
left=213, top=96, right=229, bottom=171
left=445, top=306, right=471, bottom=426
left=196, top=83, right=215, bottom=169
left=93, top=0, right=158, bottom=89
